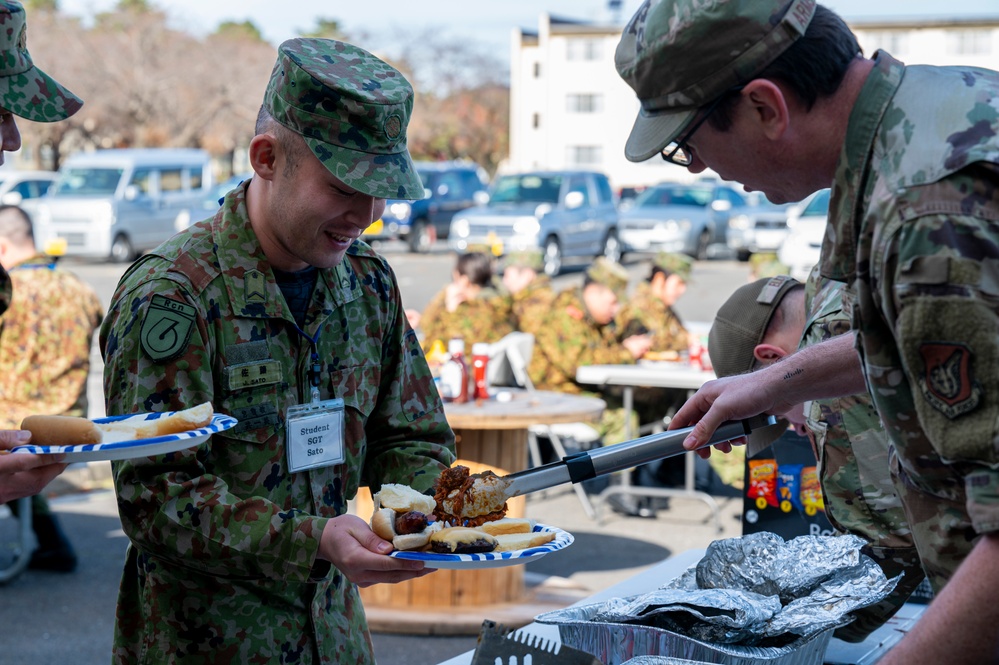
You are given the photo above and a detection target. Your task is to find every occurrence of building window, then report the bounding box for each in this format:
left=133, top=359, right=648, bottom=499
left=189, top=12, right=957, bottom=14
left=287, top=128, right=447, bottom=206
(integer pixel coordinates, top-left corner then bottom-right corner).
left=566, top=145, right=603, bottom=166
left=533, top=62, right=541, bottom=78
left=863, top=30, right=908, bottom=55
left=567, top=38, right=602, bottom=61
left=947, top=29, right=992, bottom=56
left=532, top=113, right=540, bottom=129
left=566, top=93, right=603, bottom=113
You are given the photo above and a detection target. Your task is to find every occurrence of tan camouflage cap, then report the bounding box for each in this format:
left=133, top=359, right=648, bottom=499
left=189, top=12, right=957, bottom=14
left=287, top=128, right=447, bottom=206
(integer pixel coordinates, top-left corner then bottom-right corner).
left=0, top=263, right=9, bottom=315
left=653, top=251, right=692, bottom=281
left=0, top=1, right=83, bottom=122
left=264, top=38, right=423, bottom=200
left=504, top=248, right=544, bottom=272
left=585, top=257, right=629, bottom=300
left=709, top=275, right=799, bottom=377
left=615, top=0, right=815, bottom=162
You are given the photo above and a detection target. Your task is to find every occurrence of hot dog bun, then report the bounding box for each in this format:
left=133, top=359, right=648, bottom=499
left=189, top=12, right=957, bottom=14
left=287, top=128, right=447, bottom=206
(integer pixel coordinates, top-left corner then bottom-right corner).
left=492, top=531, right=556, bottom=552
left=373, top=483, right=436, bottom=515
left=20, top=415, right=102, bottom=446
left=477, top=517, right=534, bottom=536
left=370, top=485, right=438, bottom=551
left=121, top=402, right=214, bottom=439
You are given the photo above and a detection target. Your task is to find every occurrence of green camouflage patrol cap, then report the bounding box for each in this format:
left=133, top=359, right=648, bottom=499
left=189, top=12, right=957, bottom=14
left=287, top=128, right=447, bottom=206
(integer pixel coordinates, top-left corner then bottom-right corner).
left=709, top=275, right=799, bottom=378
left=0, top=263, right=9, bottom=315
left=750, top=252, right=791, bottom=279
left=264, top=38, right=423, bottom=200
left=504, top=248, right=544, bottom=272
left=653, top=251, right=692, bottom=281
left=0, top=1, right=83, bottom=122
left=615, top=0, right=815, bottom=162
left=585, top=257, right=630, bottom=300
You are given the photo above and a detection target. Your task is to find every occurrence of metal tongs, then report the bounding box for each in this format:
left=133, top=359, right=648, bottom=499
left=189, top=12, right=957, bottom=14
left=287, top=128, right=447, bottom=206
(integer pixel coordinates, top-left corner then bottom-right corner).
left=501, top=414, right=780, bottom=500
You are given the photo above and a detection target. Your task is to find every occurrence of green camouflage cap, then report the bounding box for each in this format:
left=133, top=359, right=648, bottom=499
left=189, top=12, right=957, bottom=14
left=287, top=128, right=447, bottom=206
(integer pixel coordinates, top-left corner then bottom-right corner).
left=653, top=251, right=692, bottom=281
left=750, top=252, right=791, bottom=279
left=0, top=1, right=83, bottom=122
left=264, top=38, right=423, bottom=200
left=585, top=257, right=629, bottom=300
left=504, top=248, right=544, bottom=272
left=709, top=275, right=799, bottom=378
left=0, top=263, right=9, bottom=315
left=615, top=0, right=815, bottom=162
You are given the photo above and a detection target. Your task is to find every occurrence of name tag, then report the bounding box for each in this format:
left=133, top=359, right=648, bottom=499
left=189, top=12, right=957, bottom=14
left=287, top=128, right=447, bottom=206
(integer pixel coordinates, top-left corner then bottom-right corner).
left=224, top=360, right=283, bottom=390
left=285, top=399, right=345, bottom=473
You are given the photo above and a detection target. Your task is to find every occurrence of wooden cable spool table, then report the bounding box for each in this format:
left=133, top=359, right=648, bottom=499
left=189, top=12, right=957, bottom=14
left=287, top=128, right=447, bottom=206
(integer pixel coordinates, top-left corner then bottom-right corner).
left=356, top=389, right=605, bottom=634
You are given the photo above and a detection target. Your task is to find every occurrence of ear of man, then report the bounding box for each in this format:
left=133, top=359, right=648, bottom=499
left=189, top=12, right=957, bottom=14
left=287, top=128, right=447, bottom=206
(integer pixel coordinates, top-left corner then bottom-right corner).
left=247, top=133, right=280, bottom=180
left=753, top=343, right=790, bottom=366
left=743, top=79, right=790, bottom=141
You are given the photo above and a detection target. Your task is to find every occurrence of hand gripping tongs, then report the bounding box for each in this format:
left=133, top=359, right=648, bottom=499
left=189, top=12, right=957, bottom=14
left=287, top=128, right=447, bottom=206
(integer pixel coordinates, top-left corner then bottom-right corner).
left=499, top=414, right=781, bottom=500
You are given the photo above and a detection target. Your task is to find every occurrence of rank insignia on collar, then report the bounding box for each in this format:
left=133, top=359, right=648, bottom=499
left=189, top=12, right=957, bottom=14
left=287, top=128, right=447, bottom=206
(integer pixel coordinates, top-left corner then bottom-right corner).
left=919, top=342, right=982, bottom=419
left=245, top=269, right=266, bottom=303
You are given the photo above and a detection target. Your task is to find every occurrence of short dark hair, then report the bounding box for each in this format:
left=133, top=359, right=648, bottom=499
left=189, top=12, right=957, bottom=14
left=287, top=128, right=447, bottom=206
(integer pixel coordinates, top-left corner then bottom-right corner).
left=708, top=5, right=860, bottom=131
left=0, top=204, right=34, bottom=245
left=255, top=105, right=306, bottom=177
left=456, top=252, right=494, bottom=288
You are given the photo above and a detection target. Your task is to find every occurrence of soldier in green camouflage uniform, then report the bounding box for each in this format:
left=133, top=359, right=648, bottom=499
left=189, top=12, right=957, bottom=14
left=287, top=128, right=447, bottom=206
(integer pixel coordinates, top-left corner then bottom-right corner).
left=527, top=258, right=651, bottom=444
left=709, top=270, right=924, bottom=640
left=618, top=1, right=999, bottom=659
left=500, top=248, right=557, bottom=330
left=101, top=39, right=455, bottom=664
left=0, top=205, right=103, bottom=572
left=0, top=0, right=83, bottom=504
left=616, top=251, right=691, bottom=353
left=419, top=251, right=514, bottom=353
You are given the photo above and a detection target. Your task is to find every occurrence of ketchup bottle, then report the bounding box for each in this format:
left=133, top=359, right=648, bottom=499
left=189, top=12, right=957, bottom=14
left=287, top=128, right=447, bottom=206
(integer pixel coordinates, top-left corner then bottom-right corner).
left=471, top=343, right=490, bottom=400
left=440, top=339, right=469, bottom=403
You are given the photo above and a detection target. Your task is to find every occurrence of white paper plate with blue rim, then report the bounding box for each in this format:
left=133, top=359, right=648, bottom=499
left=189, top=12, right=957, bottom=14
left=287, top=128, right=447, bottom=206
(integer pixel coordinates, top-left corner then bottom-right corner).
left=389, top=524, right=573, bottom=569
left=10, top=412, right=238, bottom=462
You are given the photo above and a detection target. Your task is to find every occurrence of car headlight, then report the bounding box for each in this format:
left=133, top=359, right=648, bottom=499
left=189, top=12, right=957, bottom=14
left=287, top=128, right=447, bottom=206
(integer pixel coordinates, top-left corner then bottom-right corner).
left=451, top=218, right=470, bottom=237
left=534, top=203, right=552, bottom=218
left=513, top=217, right=540, bottom=235
left=678, top=219, right=691, bottom=232
left=389, top=202, right=411, bottom=220
left=728, top=215, right=751, bottom=230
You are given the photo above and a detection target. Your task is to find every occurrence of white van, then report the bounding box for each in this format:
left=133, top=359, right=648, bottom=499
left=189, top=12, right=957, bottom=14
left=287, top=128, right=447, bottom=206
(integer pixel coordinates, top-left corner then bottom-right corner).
left=25, top=148, right=213, bottom=262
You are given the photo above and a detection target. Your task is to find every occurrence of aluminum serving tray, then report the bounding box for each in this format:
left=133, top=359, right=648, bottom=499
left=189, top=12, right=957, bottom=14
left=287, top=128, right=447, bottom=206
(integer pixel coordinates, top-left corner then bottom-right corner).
left=535, top=599, right=837, bottom=665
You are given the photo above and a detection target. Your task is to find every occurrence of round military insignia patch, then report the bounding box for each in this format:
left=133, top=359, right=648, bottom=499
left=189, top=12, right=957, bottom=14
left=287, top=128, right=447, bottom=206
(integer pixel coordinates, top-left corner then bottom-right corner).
left=140, top=295, right=197, bottom=362
left=384, top=114, right=403, bottom=140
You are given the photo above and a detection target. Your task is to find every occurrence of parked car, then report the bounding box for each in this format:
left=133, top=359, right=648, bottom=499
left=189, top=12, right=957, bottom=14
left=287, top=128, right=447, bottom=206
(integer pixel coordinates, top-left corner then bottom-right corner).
left=778, top=188, right=830, bottom=281
left=173, top=173, right=252, bottom=232
left=24, top=148, right=213, bottom=263
left=725, top=192, right=795, bottom=261
left=0, top=169, right=57, bottom=206
left=448, top=170, right=620, bottom=276
left=364, top=161, right=488, bottom=252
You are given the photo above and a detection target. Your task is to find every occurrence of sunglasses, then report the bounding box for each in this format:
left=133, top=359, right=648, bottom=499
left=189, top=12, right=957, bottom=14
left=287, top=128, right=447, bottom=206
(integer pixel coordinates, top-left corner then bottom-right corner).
left=661, top=85, right=745, bottom=166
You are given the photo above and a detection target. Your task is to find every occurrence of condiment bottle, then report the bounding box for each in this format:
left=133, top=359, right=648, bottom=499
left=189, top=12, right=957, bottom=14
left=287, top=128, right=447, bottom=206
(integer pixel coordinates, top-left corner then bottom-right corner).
left=471, top=343, right=490, bottom=400
left=439, top=339, right=469, bottom=403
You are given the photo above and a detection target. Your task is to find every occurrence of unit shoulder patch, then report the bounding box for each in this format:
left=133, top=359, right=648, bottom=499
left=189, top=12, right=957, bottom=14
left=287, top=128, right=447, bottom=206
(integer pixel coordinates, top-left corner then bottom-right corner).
left=140, top=294, right=197, bottom=362
left=919, top=342, right=983, bottom=419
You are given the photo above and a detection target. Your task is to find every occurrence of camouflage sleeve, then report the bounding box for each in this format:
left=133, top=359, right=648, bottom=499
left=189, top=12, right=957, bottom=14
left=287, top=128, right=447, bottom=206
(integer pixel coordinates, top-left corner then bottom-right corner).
left=359, top=261, right=455, bottom=495
left=0, top=271, right=103, bottom=428
left=532, top=299, right=632, bottom=382
left=101, top=272, right=327, bottom=583
left=886, top=198, right=999, bottom=534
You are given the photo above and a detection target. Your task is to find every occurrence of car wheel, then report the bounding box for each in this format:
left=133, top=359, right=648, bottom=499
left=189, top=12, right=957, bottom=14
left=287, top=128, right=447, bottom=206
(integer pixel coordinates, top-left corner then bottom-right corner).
left=407, top=220, right=436, bottom=253
left=602, top=229, right=622, bottom=263
left=693, top=229, right=710, bottom=261
left=110, top=234, right=135, bottom=263
left=543, top=237, right=562, bottom=277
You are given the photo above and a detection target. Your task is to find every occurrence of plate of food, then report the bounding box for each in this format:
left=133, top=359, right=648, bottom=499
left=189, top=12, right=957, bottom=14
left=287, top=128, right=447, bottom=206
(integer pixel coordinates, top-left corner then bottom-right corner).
left=8, top=403, right=237, bottom=462
left=369, top=481, right=573, bottom=570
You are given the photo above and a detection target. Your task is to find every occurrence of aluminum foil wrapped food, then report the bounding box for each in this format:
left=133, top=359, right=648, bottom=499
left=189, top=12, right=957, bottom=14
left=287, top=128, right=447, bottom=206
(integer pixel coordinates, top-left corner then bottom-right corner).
left=536, top=533, right=901, bottom=664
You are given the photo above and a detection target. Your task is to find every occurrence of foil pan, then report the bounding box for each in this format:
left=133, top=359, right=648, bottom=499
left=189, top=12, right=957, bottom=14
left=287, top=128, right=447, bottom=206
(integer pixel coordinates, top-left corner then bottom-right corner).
left=622, top=658, right=716, bottom=665
left=537, top=533, right=898, bottom=665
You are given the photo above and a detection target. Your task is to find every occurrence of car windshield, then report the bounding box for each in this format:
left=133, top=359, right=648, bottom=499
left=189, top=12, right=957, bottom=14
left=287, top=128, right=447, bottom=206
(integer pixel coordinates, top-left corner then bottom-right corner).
left=489, top=175, right=562, bottom=205
left=51, top=168, right=124, bottom=196
left=633, top=185, right=712, bottom=208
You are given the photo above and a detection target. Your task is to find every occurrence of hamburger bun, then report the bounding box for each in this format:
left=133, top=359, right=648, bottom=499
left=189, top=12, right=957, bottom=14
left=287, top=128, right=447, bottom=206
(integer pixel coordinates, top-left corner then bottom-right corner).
left=19, top=415, right=102, bottom=446
left=429, top=526, right=497, bottom=554
left=477, top=517, right=534, bottom=536
left=373, top=483, right=436, bottom=515
left=492, top=530, right=556, bottom=553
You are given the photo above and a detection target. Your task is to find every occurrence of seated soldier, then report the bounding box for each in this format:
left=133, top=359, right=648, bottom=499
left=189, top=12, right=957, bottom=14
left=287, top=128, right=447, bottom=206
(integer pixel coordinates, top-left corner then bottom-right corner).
left=709, top=272, right=926, bottom=642
left=500, top=248, right=556, bottom=331
left=616, top=251, right=691, bottom=355
left=419, top=251, right=514, bottom=354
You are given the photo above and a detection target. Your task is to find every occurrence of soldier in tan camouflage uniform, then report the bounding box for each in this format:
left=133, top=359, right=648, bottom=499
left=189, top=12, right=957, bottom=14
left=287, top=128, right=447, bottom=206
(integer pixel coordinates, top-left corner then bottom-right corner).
left=500, top=248, right=557, bottom=330
left=0, top=205, right=103, bottom=572
left=527, top=257, right=651, bottom=445
left=419, top=250, right=514, bottom=353
left=101, top=39, right=455, bottom=664
left=619, top=1, right=999, bottom=660
left=709, top=271, right=924, bottom=641
left=616, top=251, right=691, bottom=354
left=0, top=1, right=83, bottom=503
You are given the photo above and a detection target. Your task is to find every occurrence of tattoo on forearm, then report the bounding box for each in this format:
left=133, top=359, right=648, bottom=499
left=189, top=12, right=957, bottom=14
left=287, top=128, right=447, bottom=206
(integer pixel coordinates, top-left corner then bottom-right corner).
left=783, top=368, right=804, bottom=380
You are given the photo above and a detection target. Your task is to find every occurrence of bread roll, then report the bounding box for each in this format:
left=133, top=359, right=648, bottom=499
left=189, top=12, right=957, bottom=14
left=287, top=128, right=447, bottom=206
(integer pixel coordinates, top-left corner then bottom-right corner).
left=20, top=415, right=102, bottom=446
left=492, top=531, right=556, bottom=553
left=373, top=483, right=436, bottom=515
left=370, top=508, right=397, bottom=541
left=430, top=527, right=497, bottom=554
left=132, top=402, right=214, bottom=439
left=477, top=517, right=534, bottom=536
